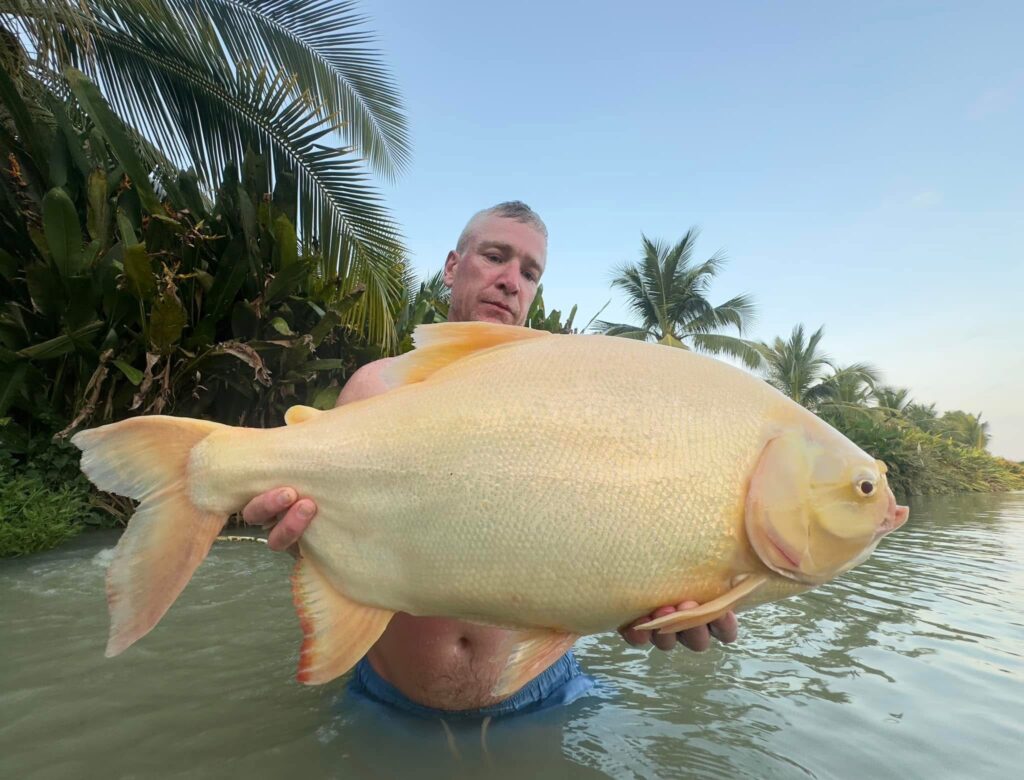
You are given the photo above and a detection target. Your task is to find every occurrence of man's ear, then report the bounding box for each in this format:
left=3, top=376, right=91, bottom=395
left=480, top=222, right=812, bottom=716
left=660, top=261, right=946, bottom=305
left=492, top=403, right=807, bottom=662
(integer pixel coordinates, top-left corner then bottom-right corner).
left=442, top=250, right=459, bottom=287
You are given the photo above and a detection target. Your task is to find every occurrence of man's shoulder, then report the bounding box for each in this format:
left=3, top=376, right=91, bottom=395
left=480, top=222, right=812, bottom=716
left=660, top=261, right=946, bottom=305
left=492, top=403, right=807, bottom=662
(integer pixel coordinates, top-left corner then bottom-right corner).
left=336, top=357, right=398, bottom=406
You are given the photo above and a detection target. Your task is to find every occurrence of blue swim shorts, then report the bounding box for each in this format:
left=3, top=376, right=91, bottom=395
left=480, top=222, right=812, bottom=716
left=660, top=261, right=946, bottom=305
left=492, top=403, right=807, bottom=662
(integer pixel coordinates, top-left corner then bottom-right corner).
left=346, top=651, right=597, bottom=720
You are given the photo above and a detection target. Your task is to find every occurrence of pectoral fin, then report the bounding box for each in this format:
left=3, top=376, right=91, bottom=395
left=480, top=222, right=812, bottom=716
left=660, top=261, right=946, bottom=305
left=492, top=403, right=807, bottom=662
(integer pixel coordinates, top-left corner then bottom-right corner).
left=492, top=629, right=579, bottom=700
left=634, top=574, right=768, bottom=634
left=291, top=558, right=394, bottom=684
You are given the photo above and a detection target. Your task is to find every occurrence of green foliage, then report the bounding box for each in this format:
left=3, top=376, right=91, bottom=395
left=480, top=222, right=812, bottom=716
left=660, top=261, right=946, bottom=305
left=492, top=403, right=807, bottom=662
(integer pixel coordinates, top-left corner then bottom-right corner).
left=526, top=285, right=577, bottom=334
left=595, top=229, right=762, bottom=368
left=394, top=269, right=449, bottom=353
left=935, top=410, right=991, bottom=449
left=3, top=0, right=410, bottom=345
left=1, top=62, right=400, bottom=553
left=0, top=416, right=109, bottom=557
left=825, top=411, right=1024, bottom=497
left=0, top=470, right=92, bottom=556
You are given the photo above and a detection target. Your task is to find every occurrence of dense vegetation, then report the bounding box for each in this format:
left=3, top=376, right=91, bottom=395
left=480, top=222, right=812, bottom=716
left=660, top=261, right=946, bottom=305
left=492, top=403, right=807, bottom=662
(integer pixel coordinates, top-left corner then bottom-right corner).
left=0, top=0, right=414, bottom=554
left=1, top=2, right=1017, bottom=557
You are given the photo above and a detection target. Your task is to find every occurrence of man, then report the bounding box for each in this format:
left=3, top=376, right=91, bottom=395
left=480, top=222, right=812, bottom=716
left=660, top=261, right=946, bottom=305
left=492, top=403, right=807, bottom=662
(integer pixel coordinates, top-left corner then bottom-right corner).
left=243, top=202, right=739, bottom=716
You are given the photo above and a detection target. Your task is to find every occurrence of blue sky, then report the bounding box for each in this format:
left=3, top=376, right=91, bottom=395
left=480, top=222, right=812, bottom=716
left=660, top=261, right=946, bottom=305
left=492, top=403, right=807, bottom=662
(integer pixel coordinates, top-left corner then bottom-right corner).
left=363, top=1, right=1023, bottom=459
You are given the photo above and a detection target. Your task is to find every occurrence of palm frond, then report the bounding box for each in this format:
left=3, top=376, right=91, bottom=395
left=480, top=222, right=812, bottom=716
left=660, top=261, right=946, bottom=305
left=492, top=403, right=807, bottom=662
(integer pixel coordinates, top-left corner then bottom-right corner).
left=610, top=260, right=659, bottom=328
left=189, top=0, right=409, bottom=179
left=9, top=0, right=408, bottom=345
left=683, top=293, right=756, bottom=335
left=689, top=333, right=764, bottom=369
left=592, top=321, right=653, bottom=341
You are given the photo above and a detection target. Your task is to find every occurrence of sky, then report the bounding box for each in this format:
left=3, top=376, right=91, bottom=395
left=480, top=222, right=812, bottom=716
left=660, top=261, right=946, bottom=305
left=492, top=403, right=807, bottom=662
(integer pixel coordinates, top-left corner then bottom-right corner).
left=360, top=1, right=1023, bottom=459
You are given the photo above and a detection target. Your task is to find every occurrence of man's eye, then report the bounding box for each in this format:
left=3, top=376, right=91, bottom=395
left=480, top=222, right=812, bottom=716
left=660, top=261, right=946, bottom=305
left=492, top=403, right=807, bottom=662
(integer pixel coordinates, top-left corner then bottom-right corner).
left=486, top=254, right=502, bottom=262
left=523, top=272, right=536, bottom=282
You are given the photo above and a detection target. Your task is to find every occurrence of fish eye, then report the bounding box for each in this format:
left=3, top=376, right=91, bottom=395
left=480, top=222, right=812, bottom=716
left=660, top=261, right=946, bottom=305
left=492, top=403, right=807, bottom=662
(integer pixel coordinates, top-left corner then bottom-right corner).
left=853, top=477, right=876, bottom=497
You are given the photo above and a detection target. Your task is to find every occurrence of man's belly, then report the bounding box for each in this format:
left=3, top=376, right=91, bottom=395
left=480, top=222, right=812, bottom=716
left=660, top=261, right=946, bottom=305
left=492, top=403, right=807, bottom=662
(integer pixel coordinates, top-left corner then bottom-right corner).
left=365, top=614, right=517, bottom=711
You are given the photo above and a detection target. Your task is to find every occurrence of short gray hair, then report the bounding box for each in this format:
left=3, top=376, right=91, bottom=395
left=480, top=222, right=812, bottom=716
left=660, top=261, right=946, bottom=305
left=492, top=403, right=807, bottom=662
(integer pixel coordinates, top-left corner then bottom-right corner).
left=456, top=201, right=548, bottom=253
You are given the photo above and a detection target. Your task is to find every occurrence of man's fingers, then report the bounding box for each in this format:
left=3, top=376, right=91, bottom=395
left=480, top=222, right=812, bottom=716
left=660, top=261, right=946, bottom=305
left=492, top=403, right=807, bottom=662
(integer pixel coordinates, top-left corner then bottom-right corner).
left=620, top=625, right=652, bottom=647
left=267, top=499, right=316, bottom=552
left=241, top=487, right=297, bottom=526
left=708, top=611, right=739, bottom=644
left=648, top=604, right=680, bottom=652
left=666, top=601, right=706, bottom=652
left=621, top=604, right=677, bottom=647
left=677, top=625, right=711, bottom=652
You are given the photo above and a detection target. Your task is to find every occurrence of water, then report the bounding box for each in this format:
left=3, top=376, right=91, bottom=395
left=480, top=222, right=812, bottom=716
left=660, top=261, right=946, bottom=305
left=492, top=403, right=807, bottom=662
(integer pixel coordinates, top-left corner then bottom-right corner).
left=2, top=493, right=1022, bottom=779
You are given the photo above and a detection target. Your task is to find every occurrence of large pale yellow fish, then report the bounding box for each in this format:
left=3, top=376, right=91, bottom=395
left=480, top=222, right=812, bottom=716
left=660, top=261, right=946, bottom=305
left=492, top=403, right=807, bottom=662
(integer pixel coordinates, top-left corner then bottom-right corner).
left=73, top=322, right=908, bottom=696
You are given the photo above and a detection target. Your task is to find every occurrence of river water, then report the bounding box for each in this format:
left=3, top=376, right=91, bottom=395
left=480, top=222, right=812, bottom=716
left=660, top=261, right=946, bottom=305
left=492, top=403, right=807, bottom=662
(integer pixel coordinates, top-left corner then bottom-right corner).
left=1, top=492, right=1022, bottom=779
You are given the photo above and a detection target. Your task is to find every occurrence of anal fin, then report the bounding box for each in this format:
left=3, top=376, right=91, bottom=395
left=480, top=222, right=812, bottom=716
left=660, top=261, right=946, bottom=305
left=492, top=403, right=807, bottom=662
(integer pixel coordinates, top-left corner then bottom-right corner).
left=291, top=558, right=394, bottom=684
left=492, top=629, right=579, bottom=700
left=634, top=574, right=768, bottom=634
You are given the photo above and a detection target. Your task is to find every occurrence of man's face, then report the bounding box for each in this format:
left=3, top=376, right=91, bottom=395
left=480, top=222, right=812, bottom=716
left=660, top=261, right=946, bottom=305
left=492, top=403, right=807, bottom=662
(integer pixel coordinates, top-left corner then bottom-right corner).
left=443, top=215, right=547, bottom=326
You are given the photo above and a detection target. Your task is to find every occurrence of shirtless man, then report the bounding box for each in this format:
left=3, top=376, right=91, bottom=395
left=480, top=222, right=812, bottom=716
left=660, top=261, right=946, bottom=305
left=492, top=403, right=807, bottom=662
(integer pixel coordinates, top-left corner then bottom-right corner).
left=243, top=202, right=739, bottom=716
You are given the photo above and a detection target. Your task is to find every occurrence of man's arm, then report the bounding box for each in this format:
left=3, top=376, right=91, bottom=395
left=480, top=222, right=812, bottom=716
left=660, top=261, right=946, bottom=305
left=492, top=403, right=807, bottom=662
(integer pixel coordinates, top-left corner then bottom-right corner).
left=240, top=360, right=393, bottom=550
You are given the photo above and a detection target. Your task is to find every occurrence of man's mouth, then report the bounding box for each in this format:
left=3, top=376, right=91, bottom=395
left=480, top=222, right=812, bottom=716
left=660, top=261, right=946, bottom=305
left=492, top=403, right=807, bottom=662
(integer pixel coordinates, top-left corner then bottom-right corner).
left=482, top=301, right=514, bottom=317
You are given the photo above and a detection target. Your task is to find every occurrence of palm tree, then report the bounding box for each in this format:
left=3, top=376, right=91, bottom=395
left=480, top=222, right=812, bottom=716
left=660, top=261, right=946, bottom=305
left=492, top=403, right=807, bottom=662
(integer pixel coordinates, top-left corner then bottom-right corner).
left=874, top=385, right=911, bottom=416
left=593, top=229, right=762, bottom=368
left=3, top=0, right=410, bottom=344
left=903, top=401, right=938, bottom=431
left=756, top=324, right=832, bottom=406
left=824, top=365, right=879, bottom=405
left=939, top=411, right=991, bottom=450
left=756, top=324, right=879, bottom=410
left=816, top=363, right=881, bottom=421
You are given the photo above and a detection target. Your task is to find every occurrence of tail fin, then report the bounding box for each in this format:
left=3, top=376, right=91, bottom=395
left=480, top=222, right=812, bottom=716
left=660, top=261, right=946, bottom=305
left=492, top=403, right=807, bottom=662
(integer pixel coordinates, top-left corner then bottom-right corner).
left=72, top=416, right=230, bottom=657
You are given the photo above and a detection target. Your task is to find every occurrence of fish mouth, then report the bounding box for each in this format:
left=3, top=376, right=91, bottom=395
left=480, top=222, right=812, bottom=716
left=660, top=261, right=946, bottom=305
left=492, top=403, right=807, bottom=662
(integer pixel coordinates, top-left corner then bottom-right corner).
left=765, top=523, right=802, bottom=571
left=876, top=490, right=910, bottom=538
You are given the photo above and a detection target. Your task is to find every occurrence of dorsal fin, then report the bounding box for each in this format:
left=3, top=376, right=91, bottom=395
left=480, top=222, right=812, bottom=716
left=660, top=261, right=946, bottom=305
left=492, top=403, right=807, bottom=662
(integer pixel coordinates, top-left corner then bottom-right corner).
left=284, top=405, right=322, bottom=425
left=383, top=322, right=551, bottom=387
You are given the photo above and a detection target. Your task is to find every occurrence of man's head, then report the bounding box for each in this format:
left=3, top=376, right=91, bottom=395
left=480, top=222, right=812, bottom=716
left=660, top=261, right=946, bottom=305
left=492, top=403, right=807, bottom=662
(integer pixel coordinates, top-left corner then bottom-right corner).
left=443, top=201, right=548, bottom=326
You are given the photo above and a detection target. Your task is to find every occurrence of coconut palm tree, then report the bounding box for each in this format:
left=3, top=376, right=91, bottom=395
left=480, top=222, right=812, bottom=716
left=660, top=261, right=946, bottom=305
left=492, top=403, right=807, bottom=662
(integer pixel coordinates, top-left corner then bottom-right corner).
left=874, top=385, right=911, bottom=416
left=593, top=229, right=762, bottom=368
left=756, top=324, right=832, bottom=406
left=2, top=0, right=410, bottom=344
left=903, top=401, right=938, bottom=431
left=756, top=324, right=880, bottom=411
left=816, top=362, right=881, bottom=422
left=939, top=411, right=991, bottom=450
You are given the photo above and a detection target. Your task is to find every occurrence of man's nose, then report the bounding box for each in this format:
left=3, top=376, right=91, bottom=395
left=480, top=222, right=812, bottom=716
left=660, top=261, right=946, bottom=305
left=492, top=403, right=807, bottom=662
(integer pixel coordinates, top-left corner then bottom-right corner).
left=495, top=263, right=520, bottom=295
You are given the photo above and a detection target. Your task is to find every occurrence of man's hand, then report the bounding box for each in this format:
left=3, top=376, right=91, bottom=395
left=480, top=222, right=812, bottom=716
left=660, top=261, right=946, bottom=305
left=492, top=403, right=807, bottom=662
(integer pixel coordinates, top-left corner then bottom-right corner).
left=241, top=487, right=317, bottom=552
left=620, top=602, right=738, bottom=652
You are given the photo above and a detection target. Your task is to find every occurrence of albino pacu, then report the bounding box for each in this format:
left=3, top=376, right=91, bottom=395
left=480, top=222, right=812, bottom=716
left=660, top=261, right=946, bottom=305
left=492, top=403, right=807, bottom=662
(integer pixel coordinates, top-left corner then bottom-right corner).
left=73, top=322, right=909, bottom=697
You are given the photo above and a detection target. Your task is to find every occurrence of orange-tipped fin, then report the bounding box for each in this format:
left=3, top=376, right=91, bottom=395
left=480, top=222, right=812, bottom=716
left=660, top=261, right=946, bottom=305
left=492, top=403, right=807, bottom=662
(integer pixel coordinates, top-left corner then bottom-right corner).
left=492, top=629, right=579, bottom=700
left=383, top=322, right=550, bottom=388
left=71, top=416, right=230, bottom=656
left=291, top=558, right=393, bottom=684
